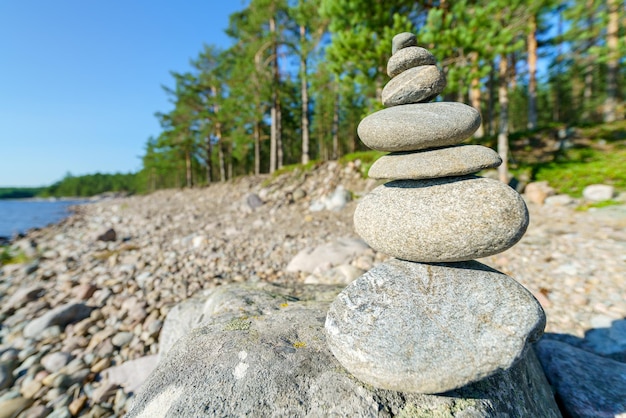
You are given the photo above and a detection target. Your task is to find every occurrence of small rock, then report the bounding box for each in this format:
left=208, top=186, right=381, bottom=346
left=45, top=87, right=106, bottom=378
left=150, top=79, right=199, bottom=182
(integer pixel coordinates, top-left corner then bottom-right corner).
left=286, top=238, right=369, bottom=273
left=583, top=184, right=615, bottom=202
left=391, top=32, right=417, bottom=54
left=71, top=283, right=97, bottom=300
left=97, top=228, right=116, bottom=242
left=536, top=339, right=626, bottom=418
left=16, top=404, right=52, bottom=418
left=544, top=194, right=576, bottom=206
left=0, top=397, right=33, bottom=418
left=524, top=181, right=555, bottom=205
left=20, top=379, right=43, bottom=398
left=246, top=193, right=263, bottom=210
left=387, top=46, right=436, bottom=78
left=381, top=65, right=446, bottom=106
left=23, top=303, right=93, bottom=339
left=101, top=355, right=158, bottom=394
left=41, top=352, right=72, bottom=373
left=111, top=332, right=134, bottom=348
left=0, top=361, right=15, bottom=390
left=68, top=395, right=87, bottom=416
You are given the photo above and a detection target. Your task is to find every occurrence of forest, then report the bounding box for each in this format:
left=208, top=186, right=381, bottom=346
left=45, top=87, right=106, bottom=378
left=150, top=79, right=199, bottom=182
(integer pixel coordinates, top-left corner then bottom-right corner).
left=13, top=0, right=624, bottom=198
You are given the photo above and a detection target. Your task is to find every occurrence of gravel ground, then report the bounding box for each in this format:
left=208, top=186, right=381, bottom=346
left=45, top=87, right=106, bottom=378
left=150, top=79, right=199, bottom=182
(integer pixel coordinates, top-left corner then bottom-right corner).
left=0, top=160, right=624, bottom=416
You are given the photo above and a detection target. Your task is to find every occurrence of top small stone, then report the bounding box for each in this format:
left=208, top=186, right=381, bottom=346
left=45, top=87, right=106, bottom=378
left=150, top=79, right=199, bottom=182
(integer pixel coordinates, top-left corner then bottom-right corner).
left=392, top=32, right=417, bottom=55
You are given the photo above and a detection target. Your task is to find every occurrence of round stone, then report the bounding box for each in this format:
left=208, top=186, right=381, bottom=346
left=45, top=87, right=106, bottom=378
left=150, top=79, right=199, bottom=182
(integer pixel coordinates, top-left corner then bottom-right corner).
left=325, top=258, right=546, bottom=394
left=392, top=32, right=417, bottom=55
left=368, top=145, right=501, bottom=180
left=382, top=66, right=446, bottom=106
left=357, top=102, right=481, bottom=152
left=387, top=47, right=436, bottom=78
left=353, top=176, right=529, bottom=262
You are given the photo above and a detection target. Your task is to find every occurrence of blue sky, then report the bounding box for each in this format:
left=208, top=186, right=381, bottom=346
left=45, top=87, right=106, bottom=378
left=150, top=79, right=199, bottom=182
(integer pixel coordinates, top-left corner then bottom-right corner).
left=0, top=1, right=245, bottom=187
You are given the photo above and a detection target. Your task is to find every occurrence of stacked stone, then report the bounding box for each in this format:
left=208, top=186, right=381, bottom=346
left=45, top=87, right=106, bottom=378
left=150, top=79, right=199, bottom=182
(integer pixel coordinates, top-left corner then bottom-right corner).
left=325, top=33, right=546, bottom=394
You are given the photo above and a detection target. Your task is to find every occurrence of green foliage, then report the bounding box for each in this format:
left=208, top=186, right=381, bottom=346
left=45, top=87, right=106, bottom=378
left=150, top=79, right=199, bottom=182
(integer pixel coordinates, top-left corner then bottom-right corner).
left=0, top=246, right=29, bottom=266
left=41, top=172, right=140, bottom=197
left=0, top=188, right=45, bottom=199
left=529, top=148, right=626, bottom=196
left=130, top=0, right=624, bottom=193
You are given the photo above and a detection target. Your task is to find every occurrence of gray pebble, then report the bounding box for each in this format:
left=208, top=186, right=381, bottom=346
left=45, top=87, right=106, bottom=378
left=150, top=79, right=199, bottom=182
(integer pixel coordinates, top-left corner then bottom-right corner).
left=392, top=32, right=417, bottom=54
left=387, top=46, right=436, bottom=78
left=382, top=65, right=446, bottom=106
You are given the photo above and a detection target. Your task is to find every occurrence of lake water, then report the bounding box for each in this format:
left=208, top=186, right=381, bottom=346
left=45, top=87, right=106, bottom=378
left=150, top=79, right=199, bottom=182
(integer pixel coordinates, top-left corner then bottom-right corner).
left=0, top=199, right=86, bottom=239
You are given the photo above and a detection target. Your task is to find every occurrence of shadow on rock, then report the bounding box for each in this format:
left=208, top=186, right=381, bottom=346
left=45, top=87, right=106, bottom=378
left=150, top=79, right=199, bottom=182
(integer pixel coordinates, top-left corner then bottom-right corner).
left=536, top=317, right=626, bottom=418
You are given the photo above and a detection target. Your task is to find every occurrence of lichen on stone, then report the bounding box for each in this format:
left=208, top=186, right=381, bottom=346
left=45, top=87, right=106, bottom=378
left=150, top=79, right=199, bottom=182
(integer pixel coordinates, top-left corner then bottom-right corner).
left=223, top=317, right=251, bottom=331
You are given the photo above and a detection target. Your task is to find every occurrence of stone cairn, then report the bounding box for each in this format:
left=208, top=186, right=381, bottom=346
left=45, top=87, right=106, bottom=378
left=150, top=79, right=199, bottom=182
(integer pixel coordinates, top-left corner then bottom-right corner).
left=325, top=33, right=546, bottom=394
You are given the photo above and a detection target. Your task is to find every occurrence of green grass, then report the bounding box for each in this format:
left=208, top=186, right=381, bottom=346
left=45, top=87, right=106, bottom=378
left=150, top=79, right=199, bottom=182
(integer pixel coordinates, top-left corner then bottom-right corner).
left=339, top=150, right=386, bottom=177
left=517, top=147, right=626, bottom=197
left=0, top=246, right=30, bottom=266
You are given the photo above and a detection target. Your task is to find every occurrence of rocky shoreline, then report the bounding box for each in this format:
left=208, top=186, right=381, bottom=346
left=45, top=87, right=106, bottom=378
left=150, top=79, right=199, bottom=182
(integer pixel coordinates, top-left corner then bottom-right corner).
left=1, top=161, right=625, bottom=417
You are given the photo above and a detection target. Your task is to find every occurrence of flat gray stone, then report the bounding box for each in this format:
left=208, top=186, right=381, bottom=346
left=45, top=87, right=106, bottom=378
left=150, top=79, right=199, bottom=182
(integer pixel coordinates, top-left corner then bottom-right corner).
left=354, top=176, right=529, bottom=262
left=326, top=259, right=546, bottom=394
left=392, top=32, right=416, bottom=54
left=285, top=237, right=369, bottom=273
left=23, top=302, right=93, bottom=339
left=357, top=102, right=481, bottom=152
left=536, top=339, right=626, bottom=417
left=387, top=46, right=436, bottom=78
left=127, top=283, right=558, bottom=417
left=382, top=65, right=446, bottom=106
left=368, top=145, right=501, bottom=180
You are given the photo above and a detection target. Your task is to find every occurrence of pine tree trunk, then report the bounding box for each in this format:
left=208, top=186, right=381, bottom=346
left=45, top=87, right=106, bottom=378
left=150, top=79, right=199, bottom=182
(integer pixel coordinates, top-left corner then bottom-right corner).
left=254, top=122, right=261, bottom=175
left=469, top=54, right=484, bottom=138
left=583, top=62, right=594, bottom=121
left=527, top=14, right=538, bottom=130
left=497, top=56, right=510, bottom=184
left=218, top=143, right=226, bottom=182
left=206, top=135, right=213, bottom=183
left=185, top=150, right=192, bottom=188
left=300, top=25, right=310, bottom=165
left=332, top=82, right=340, bottom=160
left=487, top=63, right=496, bottom=136
left=269, top=16, right=278, bottom=173
left=603, top=0, right=620, bottom=122
left=228, top=142, right=233, bottom=179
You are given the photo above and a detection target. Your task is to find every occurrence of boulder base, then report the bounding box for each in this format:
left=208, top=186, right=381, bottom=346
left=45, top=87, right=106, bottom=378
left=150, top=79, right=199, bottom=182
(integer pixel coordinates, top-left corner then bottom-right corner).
left=127, top=283, right=559, bottom=417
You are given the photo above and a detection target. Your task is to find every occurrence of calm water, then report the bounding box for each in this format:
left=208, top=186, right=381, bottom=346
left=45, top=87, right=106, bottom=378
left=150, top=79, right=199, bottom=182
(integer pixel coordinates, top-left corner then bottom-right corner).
left=0, top=199, right=86, bottom=238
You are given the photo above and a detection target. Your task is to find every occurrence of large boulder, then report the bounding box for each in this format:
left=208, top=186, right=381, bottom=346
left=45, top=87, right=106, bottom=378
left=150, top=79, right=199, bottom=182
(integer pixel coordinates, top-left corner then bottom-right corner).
left=127, top=284, right=560, bottom=417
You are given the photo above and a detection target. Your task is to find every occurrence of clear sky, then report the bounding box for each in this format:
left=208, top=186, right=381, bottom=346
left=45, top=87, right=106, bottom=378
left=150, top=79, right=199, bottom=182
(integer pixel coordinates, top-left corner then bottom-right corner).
left=0, top=1, right=246, bottom=187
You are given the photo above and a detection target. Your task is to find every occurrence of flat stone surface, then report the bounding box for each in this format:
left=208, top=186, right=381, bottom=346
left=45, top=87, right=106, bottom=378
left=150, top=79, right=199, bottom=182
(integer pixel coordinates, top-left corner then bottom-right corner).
left=354, top=176, right=529, bottom=262
left=23, top=302, right=93, bottom=339
left=368, top=145, right=501, bottom=180
left=387, top=47, right=436, bottom=78
left=326, top=259, right=546, bottom=394
left=536, top=339, right=626, bottom=417
left=392, top=32, right=417, bottom=54
left=382, top=65, right=446, bottom=106
left=357, top=102, right=481, bottom=152
left=127, top=283, right=558, bottom=417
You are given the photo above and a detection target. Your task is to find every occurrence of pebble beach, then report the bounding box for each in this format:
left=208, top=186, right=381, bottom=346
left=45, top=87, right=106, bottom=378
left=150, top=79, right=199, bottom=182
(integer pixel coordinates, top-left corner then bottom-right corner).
left=1, top=160, right=625, bottom=417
